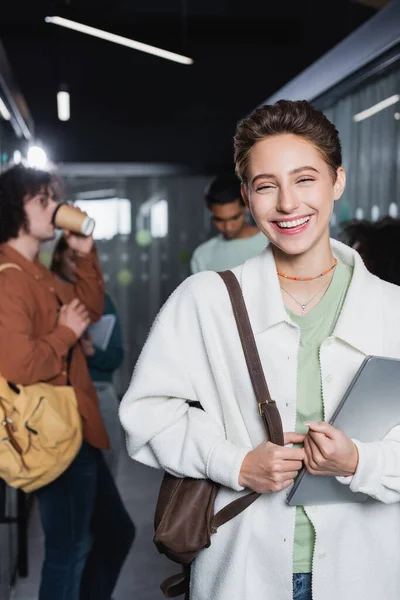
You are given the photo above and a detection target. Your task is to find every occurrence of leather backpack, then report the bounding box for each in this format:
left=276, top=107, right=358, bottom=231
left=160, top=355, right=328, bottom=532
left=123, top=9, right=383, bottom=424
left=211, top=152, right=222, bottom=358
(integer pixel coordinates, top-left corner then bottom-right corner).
left=0, top=263, right=82, bottom=492
left=153, top=270, right=284, bottom=597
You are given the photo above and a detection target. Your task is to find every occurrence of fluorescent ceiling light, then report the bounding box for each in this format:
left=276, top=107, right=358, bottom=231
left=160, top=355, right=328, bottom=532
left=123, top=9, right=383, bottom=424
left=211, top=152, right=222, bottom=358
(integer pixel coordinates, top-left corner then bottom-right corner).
left=0, top=96, right=11, bottom=121
left=27, top=146, right=48, bottom=169
left=45, top=16, right=193, bottom=66
left=353, top=94, right=400, bottom=122
left=57, top=90, right=70, bottom=121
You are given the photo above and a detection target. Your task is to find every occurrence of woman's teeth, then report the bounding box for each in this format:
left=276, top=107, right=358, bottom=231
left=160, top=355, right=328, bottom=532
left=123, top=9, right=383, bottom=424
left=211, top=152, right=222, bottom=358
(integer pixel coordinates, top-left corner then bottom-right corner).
left=276, top=217, right=310, bottom=229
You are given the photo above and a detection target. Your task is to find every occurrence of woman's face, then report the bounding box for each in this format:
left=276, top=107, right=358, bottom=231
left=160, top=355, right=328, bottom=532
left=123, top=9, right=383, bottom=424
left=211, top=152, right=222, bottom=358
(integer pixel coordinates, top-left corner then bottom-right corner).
left=59, top=247, right=77, bottom=283
left=242, top=134, right=346, bottom=258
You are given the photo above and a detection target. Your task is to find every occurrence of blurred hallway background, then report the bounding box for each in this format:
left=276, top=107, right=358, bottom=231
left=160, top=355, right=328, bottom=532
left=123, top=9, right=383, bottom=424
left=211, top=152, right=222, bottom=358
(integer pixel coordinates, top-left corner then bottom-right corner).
left=0, top=1, right=399, bottom=598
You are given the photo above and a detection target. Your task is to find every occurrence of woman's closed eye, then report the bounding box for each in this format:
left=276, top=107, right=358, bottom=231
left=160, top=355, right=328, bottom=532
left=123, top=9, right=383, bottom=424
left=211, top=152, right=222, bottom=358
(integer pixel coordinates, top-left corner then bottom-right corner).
left=296, top=178, right=315, bottom=184
left=256, top=184, right=277, bottom=192
left=256, top=178, right=315, bottom=192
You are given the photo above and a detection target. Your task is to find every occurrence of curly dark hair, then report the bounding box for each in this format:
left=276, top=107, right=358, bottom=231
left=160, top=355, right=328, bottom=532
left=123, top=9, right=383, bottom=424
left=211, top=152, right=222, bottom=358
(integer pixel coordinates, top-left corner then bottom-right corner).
left=0, top=164, right=53, bottom=243
left=342, top=216, right=400, bottom=286
left=234, top=100, right=342, bottom=184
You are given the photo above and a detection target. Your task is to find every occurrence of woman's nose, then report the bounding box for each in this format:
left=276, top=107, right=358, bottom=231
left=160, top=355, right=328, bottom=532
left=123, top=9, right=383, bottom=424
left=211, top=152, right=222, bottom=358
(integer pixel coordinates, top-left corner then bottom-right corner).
left=276, top=187, right=300, bottom=213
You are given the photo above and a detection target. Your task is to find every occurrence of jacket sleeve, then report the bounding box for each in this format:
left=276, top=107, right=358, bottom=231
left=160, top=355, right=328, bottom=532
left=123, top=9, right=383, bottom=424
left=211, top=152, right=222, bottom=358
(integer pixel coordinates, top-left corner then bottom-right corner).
left=72, top=246, right=104, bottom=322
left=0, top=277, right=77, bottom=384
left=336, top=292, right=400, bottom=504
left=119, top=315, right=249, bottom=492
left=337, top=426, right=400, bottom=503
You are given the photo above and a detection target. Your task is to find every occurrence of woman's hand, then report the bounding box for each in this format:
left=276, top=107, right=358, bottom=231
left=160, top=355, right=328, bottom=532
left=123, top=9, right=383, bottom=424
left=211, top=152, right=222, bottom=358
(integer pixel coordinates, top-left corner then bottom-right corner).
left=238, top=432, right=306, bottom=493
left=303, top=421, right=359, bottom=477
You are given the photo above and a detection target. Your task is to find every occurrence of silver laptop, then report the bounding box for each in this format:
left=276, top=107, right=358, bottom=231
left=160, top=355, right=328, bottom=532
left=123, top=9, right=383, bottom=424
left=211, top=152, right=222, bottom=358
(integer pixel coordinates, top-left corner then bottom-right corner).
left=287, top=356, right=400, bottom=506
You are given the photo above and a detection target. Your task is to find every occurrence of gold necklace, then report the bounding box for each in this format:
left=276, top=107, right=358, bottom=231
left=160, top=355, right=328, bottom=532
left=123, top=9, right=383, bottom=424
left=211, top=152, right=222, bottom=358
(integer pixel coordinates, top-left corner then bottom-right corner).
left=281, top=279, right=330, bottom=316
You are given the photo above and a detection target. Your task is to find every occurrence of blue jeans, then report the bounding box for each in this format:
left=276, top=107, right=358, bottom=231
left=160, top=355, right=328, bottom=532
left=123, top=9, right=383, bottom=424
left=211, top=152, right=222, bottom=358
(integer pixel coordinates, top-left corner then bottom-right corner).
left=36, top=441, right=135, bottom=600
left=293, top=573, right=312, bottom=600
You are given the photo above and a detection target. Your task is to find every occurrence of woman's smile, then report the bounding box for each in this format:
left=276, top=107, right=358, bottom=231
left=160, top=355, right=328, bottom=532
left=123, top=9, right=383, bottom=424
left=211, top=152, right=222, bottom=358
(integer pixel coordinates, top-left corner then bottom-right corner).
left=271, top=215, right=312, bottom=235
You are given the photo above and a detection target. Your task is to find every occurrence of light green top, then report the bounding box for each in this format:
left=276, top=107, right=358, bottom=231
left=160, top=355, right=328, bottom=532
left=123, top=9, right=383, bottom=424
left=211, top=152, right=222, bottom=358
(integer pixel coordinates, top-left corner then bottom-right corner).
left=286, top=261, right=353, bottom=574
left=190, top=232, right=267, bottom=273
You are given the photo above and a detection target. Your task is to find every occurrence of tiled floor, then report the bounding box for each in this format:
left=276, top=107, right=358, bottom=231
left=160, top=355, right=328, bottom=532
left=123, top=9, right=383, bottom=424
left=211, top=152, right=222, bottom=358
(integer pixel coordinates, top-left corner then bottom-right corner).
left=11, top=450, right=176, bottom=600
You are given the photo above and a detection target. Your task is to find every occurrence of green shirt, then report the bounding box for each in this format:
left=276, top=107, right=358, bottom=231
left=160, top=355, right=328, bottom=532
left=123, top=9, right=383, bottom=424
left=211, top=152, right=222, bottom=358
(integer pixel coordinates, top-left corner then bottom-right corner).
left=190, top=232, right=267, bottom=273
left=286, top=261, right=353, bottom=574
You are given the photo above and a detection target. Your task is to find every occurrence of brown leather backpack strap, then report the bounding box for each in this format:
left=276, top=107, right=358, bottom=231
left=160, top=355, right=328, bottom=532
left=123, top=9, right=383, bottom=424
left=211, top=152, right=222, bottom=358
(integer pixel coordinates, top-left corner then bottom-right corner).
left=160, top=567, right=190, bottom=598
left=207, top=271, right=285, bottom=533
left=218, top=270, right=284, bottom=446
left=212, top=490, right=260, bottom=529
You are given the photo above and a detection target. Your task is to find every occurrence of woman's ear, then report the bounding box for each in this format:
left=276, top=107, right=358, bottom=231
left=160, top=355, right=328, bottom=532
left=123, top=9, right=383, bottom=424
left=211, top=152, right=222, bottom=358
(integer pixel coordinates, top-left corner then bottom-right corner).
left=241, top=183, right=250, bottom=208
left=333, top=168, right=346, bottom=202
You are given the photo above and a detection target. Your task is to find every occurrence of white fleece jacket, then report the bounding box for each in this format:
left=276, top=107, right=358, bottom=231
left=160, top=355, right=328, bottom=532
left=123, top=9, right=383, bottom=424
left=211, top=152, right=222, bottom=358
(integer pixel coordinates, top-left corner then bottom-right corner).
left=120, top=239, right=400, bottom=600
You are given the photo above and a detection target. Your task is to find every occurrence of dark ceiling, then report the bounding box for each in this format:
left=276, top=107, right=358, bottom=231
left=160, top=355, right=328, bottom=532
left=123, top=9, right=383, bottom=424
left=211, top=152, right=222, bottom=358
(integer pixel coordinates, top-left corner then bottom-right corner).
left=0, top=0, right=376, bottom=170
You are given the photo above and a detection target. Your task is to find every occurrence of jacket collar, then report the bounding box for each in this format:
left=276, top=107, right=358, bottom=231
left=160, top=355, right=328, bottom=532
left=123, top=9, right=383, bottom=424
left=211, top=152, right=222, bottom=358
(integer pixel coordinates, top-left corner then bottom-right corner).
left=0, top=243, right=50, bottom=281
left=234, top=238, right=383, bottom=355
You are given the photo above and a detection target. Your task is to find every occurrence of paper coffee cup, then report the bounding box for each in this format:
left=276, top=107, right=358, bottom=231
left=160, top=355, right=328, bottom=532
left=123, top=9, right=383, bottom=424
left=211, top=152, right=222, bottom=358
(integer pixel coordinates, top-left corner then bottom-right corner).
left=52, top=203, right=95, bottom=236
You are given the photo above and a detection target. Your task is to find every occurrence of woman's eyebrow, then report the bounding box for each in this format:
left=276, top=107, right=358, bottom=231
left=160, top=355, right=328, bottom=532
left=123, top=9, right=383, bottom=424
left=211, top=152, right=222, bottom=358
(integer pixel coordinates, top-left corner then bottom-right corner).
left=251, top=166, right=319, bottom=185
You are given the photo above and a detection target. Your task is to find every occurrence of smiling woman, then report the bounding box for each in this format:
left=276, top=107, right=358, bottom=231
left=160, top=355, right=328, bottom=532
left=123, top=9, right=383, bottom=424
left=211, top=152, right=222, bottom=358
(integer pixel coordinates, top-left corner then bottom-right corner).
left=120, top=100, right=400, bottom=600
left=236, top=102, right=346, bottom=316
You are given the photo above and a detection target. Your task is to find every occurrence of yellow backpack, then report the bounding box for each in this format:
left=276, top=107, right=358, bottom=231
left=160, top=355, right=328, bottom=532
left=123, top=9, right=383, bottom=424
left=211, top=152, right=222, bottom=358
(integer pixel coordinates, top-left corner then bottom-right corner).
left=0, top=263, right=82, bottom=492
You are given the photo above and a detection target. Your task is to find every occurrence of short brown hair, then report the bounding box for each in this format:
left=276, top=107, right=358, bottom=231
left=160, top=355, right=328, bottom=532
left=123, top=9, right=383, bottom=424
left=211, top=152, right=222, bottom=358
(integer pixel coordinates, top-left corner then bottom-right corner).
left=234, top=100, right=342, bottom=184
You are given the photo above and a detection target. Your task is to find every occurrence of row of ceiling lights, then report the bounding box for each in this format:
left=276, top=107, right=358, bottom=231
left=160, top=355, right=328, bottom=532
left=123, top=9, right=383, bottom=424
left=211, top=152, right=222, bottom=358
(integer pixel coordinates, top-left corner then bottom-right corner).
left=2, top=12, right=194, bottom=124
left=2, top=15, right=399, bottom=130
left=46, top=15, right=194, bottom=123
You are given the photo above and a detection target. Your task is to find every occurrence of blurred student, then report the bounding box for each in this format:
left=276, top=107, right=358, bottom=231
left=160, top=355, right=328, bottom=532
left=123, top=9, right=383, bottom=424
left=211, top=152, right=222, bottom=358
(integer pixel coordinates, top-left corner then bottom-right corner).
left=0, top=165, right=134, bottom=600
left=51, top=235, right=124, bottom=477
left=191, top=173, right=267, bottom=273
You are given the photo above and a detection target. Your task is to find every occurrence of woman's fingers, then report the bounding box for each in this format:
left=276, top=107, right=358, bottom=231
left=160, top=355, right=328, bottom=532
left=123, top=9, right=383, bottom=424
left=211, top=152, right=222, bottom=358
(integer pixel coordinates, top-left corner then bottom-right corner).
left=281, top=471, right=300, bottom=481
left=281, top=460, right=303, bottom=472
left=304, top=436, right=324, bottom=470
left=284, top=432, right=306, bottom=445
left=304, top=421, right=338, bottom=440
